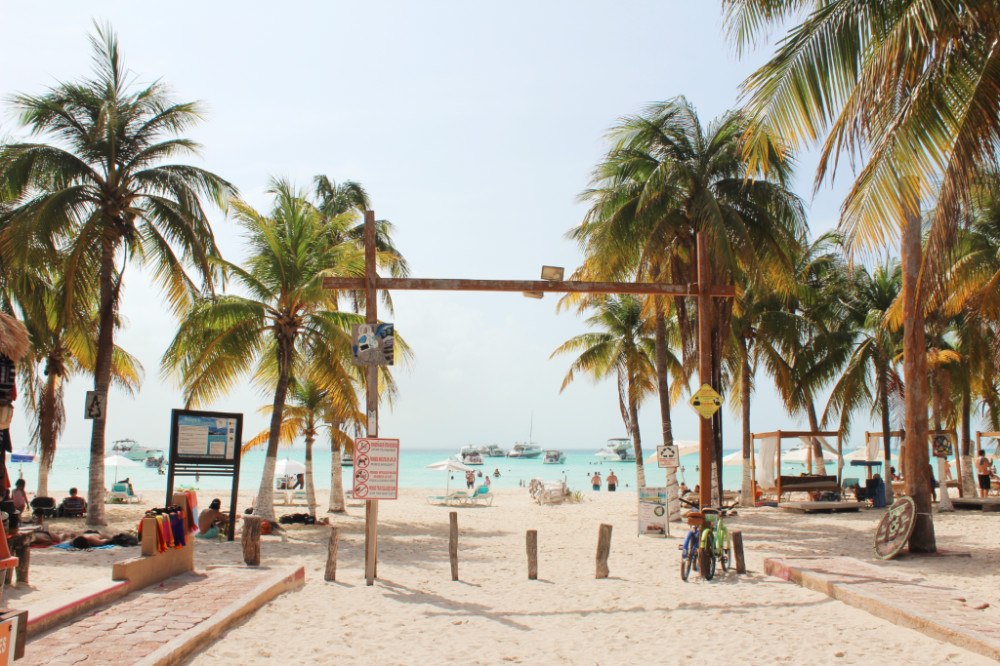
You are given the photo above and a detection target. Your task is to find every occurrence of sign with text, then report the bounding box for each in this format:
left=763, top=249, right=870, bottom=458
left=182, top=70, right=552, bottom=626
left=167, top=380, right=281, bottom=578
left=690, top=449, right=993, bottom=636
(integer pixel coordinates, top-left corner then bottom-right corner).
left=657, top=444, right=679, bottom=468
left=638, top=486, right=668, bottom=536
left=352, top=438, right=400, bottom=500
left=175, top=413, right=239, bottom=461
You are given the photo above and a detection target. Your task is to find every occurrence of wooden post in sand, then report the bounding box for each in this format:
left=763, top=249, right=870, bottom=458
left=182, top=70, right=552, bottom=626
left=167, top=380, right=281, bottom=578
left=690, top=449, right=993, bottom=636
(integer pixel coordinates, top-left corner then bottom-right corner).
left=596, top=523, right=612, bottom=579
left=242, top=515, right=261, bottom=566
left=732, top=530, right=746, bottom=574
left=526, top=530, right=538, bottom=580
left=449, top=511, right=459, bottom=581
left=325, top=527, right=340, bottom=582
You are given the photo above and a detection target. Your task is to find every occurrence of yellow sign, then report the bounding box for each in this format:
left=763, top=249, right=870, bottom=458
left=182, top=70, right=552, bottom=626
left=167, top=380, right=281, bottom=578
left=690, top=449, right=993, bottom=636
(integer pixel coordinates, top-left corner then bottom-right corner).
left=689, top=384, right=722, bottom=420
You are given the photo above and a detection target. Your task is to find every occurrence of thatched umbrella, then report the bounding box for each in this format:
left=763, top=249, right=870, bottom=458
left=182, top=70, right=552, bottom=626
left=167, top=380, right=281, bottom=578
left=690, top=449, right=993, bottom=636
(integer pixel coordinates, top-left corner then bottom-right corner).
left=0, top=313, right=29, bottom=363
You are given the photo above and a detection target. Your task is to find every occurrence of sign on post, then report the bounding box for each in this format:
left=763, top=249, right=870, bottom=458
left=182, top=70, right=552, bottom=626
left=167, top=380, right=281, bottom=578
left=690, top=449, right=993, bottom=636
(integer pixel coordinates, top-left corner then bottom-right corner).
left=352, top=438, right=399, bottom=500
left=689, top=384, right=722, bottom=420
left=352, top=323, right=395, bottom=366
left=84, top=391, right=106, bottom=420
left=638, top=487, right=668, bottom=536
left=657, top=444, right=679, bottom=468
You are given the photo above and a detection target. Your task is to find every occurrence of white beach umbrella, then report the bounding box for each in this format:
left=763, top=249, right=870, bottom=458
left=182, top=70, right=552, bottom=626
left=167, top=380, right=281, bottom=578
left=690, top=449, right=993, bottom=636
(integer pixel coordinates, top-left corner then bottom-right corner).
left=779, top=447, right=810, bottom=465
left=722, top=450, right=744, bottom=467
left=426, top=459, right=474, bottom=495
left=275, top=458, right=307, bottom=476
left=104, top=454, right=138, bottom=482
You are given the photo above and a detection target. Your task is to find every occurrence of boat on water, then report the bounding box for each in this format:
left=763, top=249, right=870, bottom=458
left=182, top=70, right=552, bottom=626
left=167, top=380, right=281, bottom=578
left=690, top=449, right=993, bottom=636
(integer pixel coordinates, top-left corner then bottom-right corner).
left=508, top=442, right=542, bottom=459
left=459, top=446, right=484, bottom=465
left=341, top=451, right=353, bottom=467
left=112, top=438, right=165, bottom=462
left=477, top=444, right=507, bottom=458
left=595, top=437, right=636, bottom=462
left=10, top=451, right=34, bottom=464
left=144, top=449, right=166, bottom=468
left=542, top=449, right=566, bottom=464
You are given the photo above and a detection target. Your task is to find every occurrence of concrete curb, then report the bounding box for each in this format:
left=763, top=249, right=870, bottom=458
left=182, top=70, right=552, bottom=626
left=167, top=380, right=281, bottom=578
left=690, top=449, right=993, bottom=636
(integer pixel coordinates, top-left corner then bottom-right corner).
left=765, top=557, right=1000, bottom=661
left=135, top=565, right=305, bottom=666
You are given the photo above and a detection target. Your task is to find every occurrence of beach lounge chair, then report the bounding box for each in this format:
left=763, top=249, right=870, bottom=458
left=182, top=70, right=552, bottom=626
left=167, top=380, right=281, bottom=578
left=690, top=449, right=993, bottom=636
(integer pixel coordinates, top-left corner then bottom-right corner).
left=426, top=492, right=470, bottom=506
left=107, top=482, right=142, bottom=504
left=56, top=496, right=87, bottom=518
left=468, top=486, right=493, bottom=506
left=30, top=497, right=57, bottom=522
left=290, top=490, right=311, bottom=506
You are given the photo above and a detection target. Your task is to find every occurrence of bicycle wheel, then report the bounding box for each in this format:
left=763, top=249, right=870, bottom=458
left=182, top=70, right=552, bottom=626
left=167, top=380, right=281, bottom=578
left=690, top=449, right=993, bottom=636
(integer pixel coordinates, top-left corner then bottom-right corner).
left=681, top=548, right=695, bottom=581
left=719, top=545, right=730, bottom=572
left=699, top=529, right=716, bottom=580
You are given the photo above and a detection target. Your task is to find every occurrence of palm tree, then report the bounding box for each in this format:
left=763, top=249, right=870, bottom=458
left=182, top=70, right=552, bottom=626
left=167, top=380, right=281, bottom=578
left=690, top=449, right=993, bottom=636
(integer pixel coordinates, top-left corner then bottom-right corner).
left=823, top=262, right=903, bottom=503
left=725, top=0, right=1000, bottom=552
left=0, top=25, right=234, bottom=525
left=163, top=180, right=360, bottom=522
left=552, top=296, right=658, bottom=487
left=574, top=97, right=805, bottom=499
left=16, top=277, right=142, bottom=496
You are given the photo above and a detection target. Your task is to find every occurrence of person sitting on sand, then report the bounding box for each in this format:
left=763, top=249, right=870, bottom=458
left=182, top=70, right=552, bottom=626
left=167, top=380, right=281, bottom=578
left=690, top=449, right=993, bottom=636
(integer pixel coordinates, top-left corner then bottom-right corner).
left=679, top=482, right=690, bottom=495
left=606, top=471, right=618, bottom=492
left=591, top=472, right=601, bottom=491
left=58, top=487, right=87, bottom=516
left=890, top=466, right=902, bottom=482
left=11, top=478, right=28, bottom=513
left=198, top=498, right=229, bottom=539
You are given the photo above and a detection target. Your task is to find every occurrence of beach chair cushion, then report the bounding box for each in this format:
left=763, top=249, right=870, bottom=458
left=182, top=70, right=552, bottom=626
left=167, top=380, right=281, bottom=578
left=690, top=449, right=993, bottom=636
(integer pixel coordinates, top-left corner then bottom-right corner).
left=469, top=486, right=493, bottom=506
left=57, top=496, right=87, bottom=518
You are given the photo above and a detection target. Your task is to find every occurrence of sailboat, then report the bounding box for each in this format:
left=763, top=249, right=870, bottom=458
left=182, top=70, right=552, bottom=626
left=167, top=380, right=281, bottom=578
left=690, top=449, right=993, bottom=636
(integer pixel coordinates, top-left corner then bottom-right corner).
left=508, top=412, right=542, bottom=458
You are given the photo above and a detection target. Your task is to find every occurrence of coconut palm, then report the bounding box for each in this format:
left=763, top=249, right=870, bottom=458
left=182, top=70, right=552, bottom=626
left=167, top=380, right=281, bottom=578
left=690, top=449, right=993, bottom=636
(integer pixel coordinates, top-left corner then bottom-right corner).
left=725, top=0, right=1000, bottom=552
left=822, top=262, right=903, bottom=503
left=16, top=276, right=142, bottom=496
left=163, top=180, right=361, bottom=522
left=573, top=97, right=805, bottom=498
left=552, top=296, right=658, bottom=487
left=0, top=25, right=234, bottom=525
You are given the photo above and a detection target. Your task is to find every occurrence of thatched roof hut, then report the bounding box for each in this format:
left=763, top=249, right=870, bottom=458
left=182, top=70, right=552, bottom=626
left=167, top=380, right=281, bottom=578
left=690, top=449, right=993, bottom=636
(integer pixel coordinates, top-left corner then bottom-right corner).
left=0, top=312, right=29, bottom=363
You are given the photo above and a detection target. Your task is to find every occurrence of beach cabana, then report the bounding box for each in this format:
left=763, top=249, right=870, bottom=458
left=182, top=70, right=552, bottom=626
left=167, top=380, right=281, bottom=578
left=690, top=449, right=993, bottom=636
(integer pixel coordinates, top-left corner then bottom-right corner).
left=751, top=430, right=843, bottom=501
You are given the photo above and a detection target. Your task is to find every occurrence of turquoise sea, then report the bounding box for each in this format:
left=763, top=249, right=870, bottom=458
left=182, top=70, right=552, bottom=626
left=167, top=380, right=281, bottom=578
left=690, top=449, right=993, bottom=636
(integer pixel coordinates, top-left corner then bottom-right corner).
left=12, top=445, right=907, bottom=497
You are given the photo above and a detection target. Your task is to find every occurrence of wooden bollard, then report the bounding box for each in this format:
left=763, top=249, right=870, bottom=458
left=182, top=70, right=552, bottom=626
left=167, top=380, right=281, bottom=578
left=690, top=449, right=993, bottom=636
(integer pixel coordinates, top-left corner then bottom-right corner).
left=242, top=516, right=262, bottom=566
left=526, top=530, right=538, bottom=580
left=595, top=523, right=612, bottom=579
left=324, top=526, right=340, bottom=582
left=732, top=530, right=746, bottom=574
left=449, top=511, right=459, bottom=581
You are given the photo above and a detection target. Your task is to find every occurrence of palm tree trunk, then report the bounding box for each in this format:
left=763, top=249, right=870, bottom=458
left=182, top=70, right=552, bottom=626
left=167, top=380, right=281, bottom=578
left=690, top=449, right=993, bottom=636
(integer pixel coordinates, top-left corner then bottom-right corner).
left=629, top=394, right=646, bottom=489
left=740, top=337, right=754, bottom=503
left=878, top=363, right=894, bottom=505
left=328, top=436, right=345, bottom=513
left=653, top=306, right=679, bottom=519
left=255, top=335, right=294, bottom=522
left=960, top=386, right=976, bottom=497
left=806, top=403, right=828, bottom=475
left=901, top=191, right=935, bottom=552
left=36, top=371, right=59, bottom=498
left=87, top=239, right=117, bottom=527
left=305, top=431, right=317, bottom=516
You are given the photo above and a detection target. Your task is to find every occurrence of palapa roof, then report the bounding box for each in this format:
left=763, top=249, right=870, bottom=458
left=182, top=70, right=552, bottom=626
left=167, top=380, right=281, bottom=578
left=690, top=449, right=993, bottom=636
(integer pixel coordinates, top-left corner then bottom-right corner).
left=0, top=312, right=29, bottom=362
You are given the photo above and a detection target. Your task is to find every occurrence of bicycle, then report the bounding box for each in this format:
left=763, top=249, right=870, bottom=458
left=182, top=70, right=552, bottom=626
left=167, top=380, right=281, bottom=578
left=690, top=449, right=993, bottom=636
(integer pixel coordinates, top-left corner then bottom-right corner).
left=679, top=500, right=736, bottom=581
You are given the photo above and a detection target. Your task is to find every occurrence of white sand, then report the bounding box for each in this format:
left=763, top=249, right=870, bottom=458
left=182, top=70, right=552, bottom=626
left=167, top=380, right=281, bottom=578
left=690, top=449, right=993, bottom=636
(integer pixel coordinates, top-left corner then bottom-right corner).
left=17, top=487, right=999, bottom=665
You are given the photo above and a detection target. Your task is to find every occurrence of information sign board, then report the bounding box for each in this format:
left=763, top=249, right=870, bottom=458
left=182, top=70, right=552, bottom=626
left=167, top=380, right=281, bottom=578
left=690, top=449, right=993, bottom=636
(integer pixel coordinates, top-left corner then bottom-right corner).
left=638, top=487, right=668, bottom=536
left=352, top=438, right=399, bottom=500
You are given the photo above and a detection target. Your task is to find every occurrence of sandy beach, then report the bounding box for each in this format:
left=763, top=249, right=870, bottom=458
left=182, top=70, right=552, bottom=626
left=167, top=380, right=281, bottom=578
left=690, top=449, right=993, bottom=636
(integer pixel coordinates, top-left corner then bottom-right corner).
left=13, top=487, right=998, bottom=665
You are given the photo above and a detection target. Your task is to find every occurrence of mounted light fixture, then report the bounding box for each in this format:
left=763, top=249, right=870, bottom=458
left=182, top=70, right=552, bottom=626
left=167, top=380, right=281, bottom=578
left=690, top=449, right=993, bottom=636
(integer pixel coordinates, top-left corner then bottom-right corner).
left=540, top=265, right=565, bottom=281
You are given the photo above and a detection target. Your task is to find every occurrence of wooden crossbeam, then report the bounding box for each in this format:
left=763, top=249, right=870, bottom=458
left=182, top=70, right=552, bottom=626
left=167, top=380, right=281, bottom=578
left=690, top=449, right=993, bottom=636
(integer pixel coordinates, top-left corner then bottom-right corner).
left=323, top=276, right=735, bottom=297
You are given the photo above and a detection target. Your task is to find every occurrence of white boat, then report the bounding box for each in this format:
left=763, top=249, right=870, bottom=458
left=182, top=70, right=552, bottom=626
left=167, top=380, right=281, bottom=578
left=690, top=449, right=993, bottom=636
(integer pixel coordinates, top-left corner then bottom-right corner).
left=459, top=447, right=484, bottom=465
left=543, top=449, right=566, bottom=464
left=144, top=449, right=166, bottom=467
left=112, top=438, right=162, bottom=462
left=341, top=451, right=353, bottom=467
left=595, top=437, right=636, bottom=462
left=477, top=444, right=507, bottom=457
left=508, top=442, right=542, bottom=459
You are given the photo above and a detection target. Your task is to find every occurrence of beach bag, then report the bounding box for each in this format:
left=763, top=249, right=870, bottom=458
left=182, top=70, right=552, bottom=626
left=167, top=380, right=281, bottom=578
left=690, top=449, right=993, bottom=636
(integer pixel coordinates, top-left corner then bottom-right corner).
left=0, top=404, right=12, bottom=430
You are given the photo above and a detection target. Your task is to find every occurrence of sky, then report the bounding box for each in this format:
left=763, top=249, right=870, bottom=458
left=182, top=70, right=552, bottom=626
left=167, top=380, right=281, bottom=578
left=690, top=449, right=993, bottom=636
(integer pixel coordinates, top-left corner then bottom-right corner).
left=0, top=1, right=896, bottom=455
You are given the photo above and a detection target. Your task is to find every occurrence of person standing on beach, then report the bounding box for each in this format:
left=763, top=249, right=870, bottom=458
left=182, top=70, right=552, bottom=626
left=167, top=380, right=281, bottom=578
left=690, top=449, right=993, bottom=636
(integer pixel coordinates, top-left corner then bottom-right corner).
left=465, top=471, right=475, bottom=489
left=591, top=472, right=601, bottom=491
left=606, top=471, right=618, bottom=492
left=977, top=449, right=993, bottom=498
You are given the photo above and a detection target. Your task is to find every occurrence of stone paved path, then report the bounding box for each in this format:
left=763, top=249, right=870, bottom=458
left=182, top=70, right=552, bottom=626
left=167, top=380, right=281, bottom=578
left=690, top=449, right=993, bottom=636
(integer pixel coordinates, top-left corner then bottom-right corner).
left=22, top=568, right=267, bottom=665
left=766, top=556, right=1000, bottom=661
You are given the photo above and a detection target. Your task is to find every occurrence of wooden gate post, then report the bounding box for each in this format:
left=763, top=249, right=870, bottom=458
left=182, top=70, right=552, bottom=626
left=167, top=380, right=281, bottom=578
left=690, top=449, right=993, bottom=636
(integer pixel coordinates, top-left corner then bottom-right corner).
left=526, top=530, right=538, bottom=580
left=242, top=515, right=261, bottom=566
left=449, top=511, right=459, bottom=581
left=596, top=523, right=612, bottom=579
left=325, top=526, right=340, bottom=582
left=732, top=529, right=746, bottom=574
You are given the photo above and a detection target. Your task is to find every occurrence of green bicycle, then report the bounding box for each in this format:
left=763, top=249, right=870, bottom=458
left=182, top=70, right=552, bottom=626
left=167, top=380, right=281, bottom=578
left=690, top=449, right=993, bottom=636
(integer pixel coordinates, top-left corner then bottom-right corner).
left=680, top=502, right=734, bottom=581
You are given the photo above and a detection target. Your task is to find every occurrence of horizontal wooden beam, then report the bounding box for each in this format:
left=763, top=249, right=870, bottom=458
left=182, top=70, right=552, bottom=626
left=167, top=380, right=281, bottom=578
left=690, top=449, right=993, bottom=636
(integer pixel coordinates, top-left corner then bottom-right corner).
left=752, top=431, right=840, bottom=439
left=323, top=276, right=735, bottom=297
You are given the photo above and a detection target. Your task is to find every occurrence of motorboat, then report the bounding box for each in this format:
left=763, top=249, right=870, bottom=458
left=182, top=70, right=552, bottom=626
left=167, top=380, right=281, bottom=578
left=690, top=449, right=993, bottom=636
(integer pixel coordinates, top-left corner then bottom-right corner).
left=459, top=446, right=484, bottom=465
left=507, top=442, right=542, bottom=459
left=341, top=451, right=353, bottom=467
left=144, top=449, right=166, bottom=468
left=477, top=444, right=507, bottom=458
left=595, top=437, right=636, bottom=462
left=112, top=438, right=145, bottom=460
left=543, top=449, right=566, bottom=464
